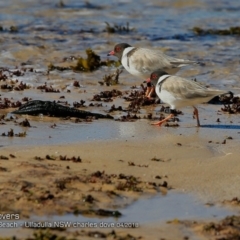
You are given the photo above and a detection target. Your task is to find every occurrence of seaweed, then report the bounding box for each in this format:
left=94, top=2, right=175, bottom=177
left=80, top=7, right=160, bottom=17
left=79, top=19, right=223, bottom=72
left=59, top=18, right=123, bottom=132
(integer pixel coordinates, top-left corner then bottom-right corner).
left=202, top=215, right=240, bottom=239
left=220, top=95, right=240, bottom=114
left=0, top=98, right=22, bottom=109
left=9, top=26, right=18, bottom=33
left=116, top=174, right=142, bottom=192
left=56, top=0, right=65, bottom=8
left=71, top=48, right=101, bottom=72
left=192, top=26, right=240, bottom=36
left=48, top=49, right=120, bottom=73
left=99, top=68, right=123, bottom=86
left=0, top=25, right=18, bottom=33
left=80, top=208, right=122, bottom=217
left=100, top=59, right=121, bottom=68
left=104, top=22, right=135, bottom=34
left=1, top=129, right=26, bottom=137
left=48, top=63, right=71, bottom=72
left=32, top=230, right=69, bottom=240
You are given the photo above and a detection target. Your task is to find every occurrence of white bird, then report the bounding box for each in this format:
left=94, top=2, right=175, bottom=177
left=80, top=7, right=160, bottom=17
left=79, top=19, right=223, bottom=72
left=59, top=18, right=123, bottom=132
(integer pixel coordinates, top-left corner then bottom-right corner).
left=148, top=70, right=228, bottom=127
left=108, top=43, right=200, bottom=97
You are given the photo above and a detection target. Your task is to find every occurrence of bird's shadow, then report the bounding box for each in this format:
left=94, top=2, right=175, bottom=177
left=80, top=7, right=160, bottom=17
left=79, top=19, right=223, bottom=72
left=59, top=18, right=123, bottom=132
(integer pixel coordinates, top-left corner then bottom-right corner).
left=201, top=124, right=240, bottom=129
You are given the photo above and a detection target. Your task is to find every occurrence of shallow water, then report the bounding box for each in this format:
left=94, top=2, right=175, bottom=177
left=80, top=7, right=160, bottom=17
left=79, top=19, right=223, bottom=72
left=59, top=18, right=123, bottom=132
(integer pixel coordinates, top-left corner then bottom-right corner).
left=0, top=192, right=237, bottom=237
left=1, top=106, right=240, bottom=148
left=34, top=192, right=237, bottom=224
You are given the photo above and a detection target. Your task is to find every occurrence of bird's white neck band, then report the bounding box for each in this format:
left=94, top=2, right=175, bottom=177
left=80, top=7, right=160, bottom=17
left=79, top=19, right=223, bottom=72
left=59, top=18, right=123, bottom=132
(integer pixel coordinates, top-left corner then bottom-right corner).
left=157, top=75, right=171, bottom=84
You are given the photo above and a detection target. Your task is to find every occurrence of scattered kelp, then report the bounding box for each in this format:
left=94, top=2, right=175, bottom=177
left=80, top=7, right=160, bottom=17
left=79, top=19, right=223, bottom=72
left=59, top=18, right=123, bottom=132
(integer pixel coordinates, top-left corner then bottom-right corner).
left=126, top=94, right=156, bottom=113
left=220, top=96, right=240, bottom=114
left=203, top=215, right=240, bottom=239
left=8, top=229, right=141, bottom=240
left=192, top=26, right=240, bottom=36
left=34, top=155, right=82, bottom=163
left=115, top=113, right=141, bottom=122
left=208, top=91, right=240, bottom=113
left=100, top=59, right=121, bottom=68
left=0, top=98, right=22, bottom=109
left=116, top=174, right=143, bottom=192
left=122, top=84, right=159, bottom=113
left=71, top=48, right=101, bottom=72
left=92, top=89, right=122, bottom=102
left=0, top=70, right=8, bottom=81
left=48, top=63, right=71, bottom=72
left=0, top=155, right=9, bottom=160
left=56, top=1, right=104, bottom=10
left=0, top=69, right=31, bottom=92
left=19, top=119, right=31, bottom=127
left=208, top=91, right=233, bottom=105
left=104, top=22, right=135, bottom=33
left=0, top=68, right=31, bottom=81
left=99, top=68, right=123, bottom=86
left=223, top=197, right=240, bottom=207
left=48, top=49, right=120, bottom=73
left=37, top=83, right=60, bottom=93
left=48, top=49, right=101, bottom=72
left=150, top=33, right=194, bottom=42
left=55, top=0, right=65, bottom=8
left=0, top=25, right=18, bottom=33
left=1, top=128, right=26, bottom=137
left=108, top=104, right=126, bottom=113
left=0, top=159, right=167, bottom=217
left=79, top=208, right=122, bottom=218
left=73, top=100, right=86, bottom=108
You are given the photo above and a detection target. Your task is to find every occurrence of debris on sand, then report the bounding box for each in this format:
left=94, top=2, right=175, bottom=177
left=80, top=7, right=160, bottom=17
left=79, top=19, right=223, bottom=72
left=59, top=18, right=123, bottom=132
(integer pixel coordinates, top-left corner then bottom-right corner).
left=104, top=22, right=135, bottom=34
left=12, top=100, right=114, bottom=119
left=99, top=68, right=123, bottom=86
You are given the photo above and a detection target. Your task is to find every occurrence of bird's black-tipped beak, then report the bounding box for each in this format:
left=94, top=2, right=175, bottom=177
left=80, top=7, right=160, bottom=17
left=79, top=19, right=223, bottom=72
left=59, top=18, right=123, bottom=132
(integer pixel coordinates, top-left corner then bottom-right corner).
left=107, top=50, right=115, bottom=56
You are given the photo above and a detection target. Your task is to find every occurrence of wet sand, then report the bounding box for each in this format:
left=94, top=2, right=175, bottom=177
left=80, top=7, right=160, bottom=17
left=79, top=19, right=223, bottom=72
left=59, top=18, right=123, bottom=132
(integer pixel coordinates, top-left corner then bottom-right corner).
left=1, top=120, right=240, bottom=239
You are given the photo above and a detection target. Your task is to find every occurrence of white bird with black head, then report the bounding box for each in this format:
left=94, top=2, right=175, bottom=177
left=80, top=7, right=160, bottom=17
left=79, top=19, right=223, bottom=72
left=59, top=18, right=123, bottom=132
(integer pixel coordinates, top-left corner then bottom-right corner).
left=148, top=70, right=228, bottom=127
left=108, top=43, right=200, bottom=97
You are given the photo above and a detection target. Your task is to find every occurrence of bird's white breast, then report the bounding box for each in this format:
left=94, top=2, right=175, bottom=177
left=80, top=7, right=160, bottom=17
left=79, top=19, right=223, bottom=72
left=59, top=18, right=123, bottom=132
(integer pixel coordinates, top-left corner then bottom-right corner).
left=155, top=75, right=171, bottom=101
left=121, top=47, right=146, bottom=78
left=155, top=75, right=178, bottom=108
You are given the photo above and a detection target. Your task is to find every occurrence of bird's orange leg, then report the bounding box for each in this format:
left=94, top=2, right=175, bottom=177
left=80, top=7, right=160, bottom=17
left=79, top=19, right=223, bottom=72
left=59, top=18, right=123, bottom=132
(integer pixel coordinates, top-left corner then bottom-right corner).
left=193, top=107, right=200, bottom=127
left=146, top=86, right=155, bottom=98
left=145, top=86, right=152, bottom=97
left=151, top=114, right=174, bottom=126
left=145, top=79, right=155, bottom=98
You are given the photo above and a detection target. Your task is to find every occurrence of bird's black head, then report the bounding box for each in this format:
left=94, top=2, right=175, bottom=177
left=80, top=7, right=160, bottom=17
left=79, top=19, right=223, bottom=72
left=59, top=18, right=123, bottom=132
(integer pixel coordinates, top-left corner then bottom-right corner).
left=150, top=70, right=169, bottom=83
left=107, top=43, right=132, bottom=59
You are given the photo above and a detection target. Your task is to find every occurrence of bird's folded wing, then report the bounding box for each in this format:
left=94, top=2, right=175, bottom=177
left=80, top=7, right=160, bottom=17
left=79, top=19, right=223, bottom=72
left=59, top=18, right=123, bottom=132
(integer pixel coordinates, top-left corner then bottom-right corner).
left=161, top=76, right=224, bottom=99
left=129, top=48, right=177, bottom=73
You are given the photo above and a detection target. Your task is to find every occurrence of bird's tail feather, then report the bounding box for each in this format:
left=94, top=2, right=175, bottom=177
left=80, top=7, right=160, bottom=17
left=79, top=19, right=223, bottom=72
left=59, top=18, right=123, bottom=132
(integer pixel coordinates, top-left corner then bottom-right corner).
left=170, top=60, right=203, bottom=67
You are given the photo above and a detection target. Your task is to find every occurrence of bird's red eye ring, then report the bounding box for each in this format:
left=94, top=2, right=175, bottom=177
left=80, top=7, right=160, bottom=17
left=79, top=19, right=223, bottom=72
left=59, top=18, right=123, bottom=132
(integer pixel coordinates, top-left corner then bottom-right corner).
left=115, top=46, right=121, bottom=52
left=151, top=74, right=157, bottom=79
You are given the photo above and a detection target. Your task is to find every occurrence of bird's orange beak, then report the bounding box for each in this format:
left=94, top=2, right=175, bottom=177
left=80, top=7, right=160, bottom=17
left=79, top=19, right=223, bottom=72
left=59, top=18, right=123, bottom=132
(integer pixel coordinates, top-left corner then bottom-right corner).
left=107, top=50, right=115, bottom=56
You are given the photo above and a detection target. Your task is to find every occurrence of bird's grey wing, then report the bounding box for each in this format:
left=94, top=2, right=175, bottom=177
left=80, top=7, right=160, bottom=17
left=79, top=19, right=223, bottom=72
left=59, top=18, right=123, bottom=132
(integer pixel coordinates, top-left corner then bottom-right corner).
left=161, top=76, right=212, bottom=99
left=128, top=48, right=178, bottom=73
left=128, top=48, right=198, bottom=74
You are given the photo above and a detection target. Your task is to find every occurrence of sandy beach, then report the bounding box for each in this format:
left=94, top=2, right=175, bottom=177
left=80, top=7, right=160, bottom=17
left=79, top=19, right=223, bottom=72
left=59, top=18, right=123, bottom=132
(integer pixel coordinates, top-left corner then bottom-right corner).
left=1, top=115, right=240, bottom=239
